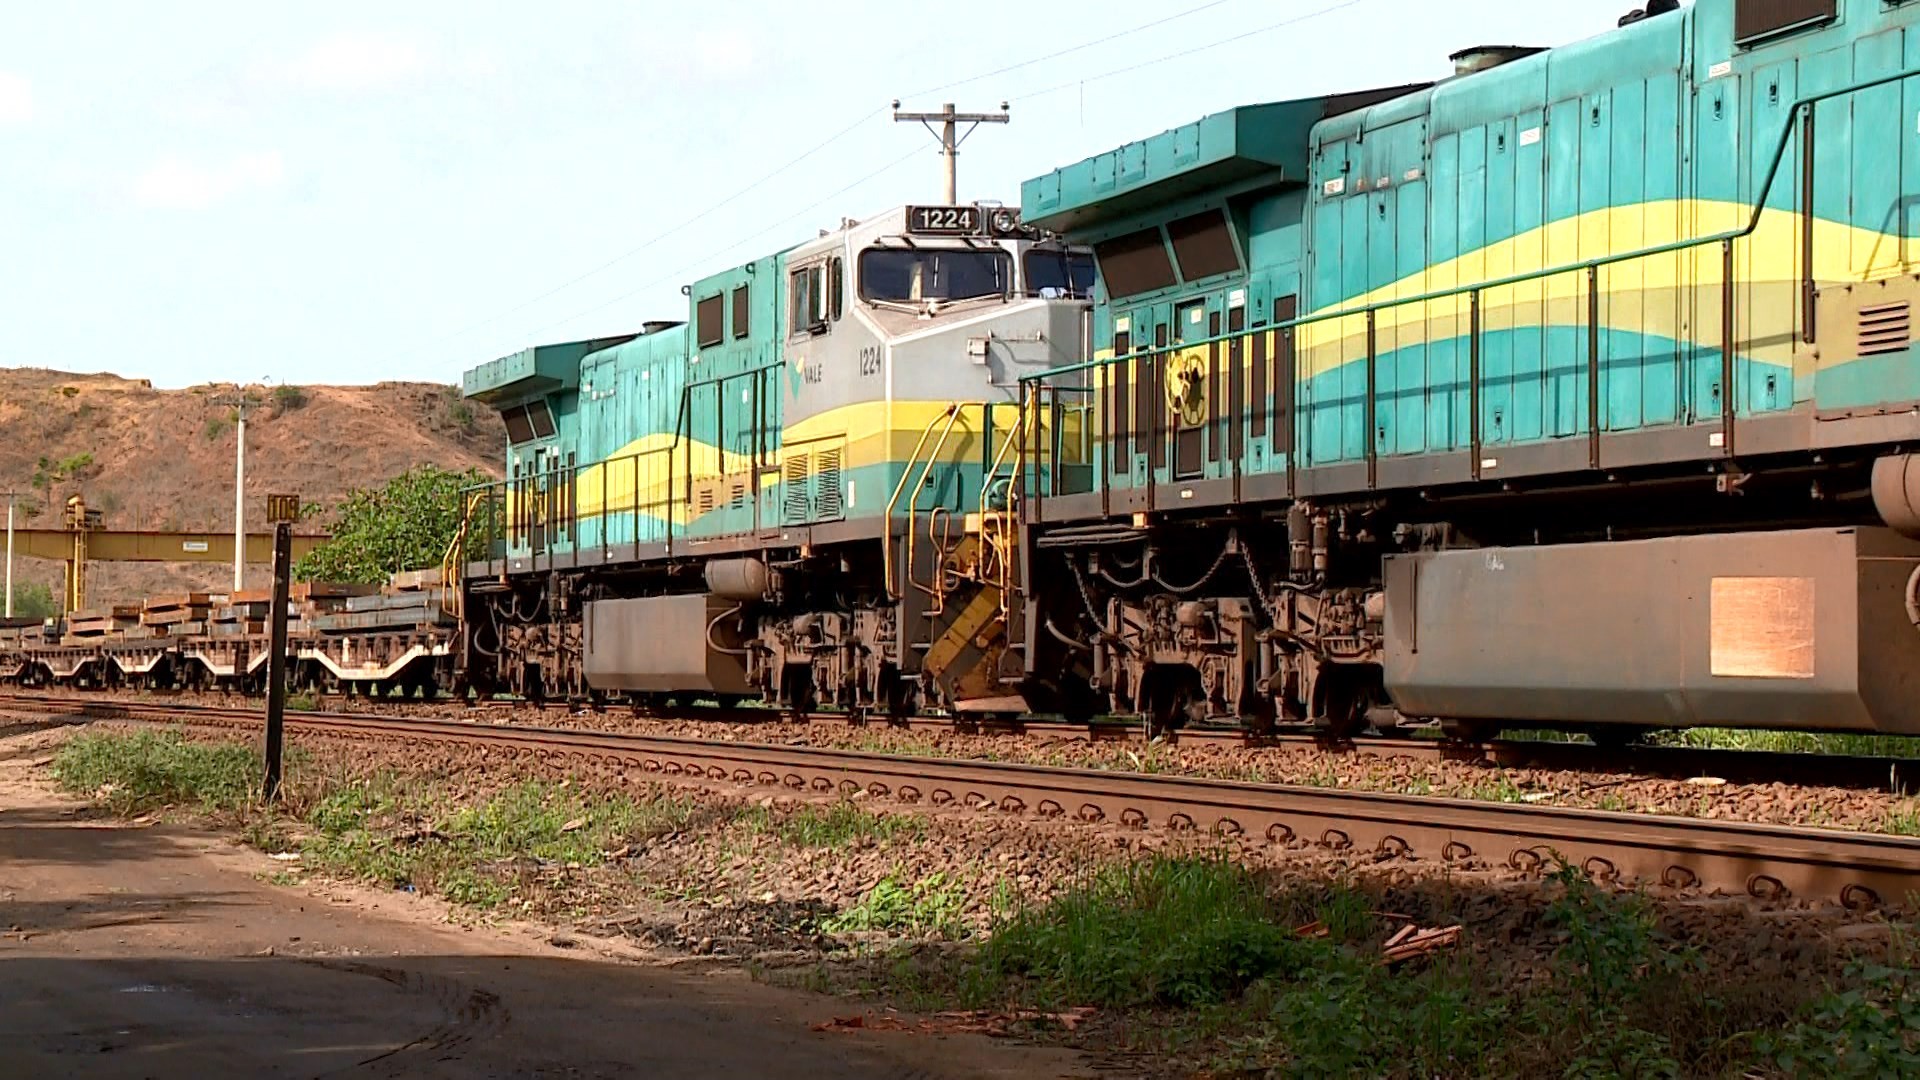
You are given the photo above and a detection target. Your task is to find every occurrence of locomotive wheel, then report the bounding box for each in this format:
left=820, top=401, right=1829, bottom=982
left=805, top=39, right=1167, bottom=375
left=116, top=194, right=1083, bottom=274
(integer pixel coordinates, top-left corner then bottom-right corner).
left=1143, top=678, right=1186, bottom=742
left=784, top=666, right=817, bottom=716
left=1313, top=672, right=1371, bottom=741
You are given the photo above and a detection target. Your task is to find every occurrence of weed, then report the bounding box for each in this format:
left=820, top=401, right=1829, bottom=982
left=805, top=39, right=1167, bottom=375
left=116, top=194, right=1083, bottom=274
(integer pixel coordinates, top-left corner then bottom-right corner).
left=746, top=801, right=922, bottom=848
left=973, top=856, right=1304, bottom=1008
left=1464, top=771, right=1529, bottom=803
left=204, top=415, right=228, bottom=441
left=272, top=385, right=308, bottom=411
left=1885, top=801, right=1920, bottom=837
left=1237, top=961, right=1511, bottom=1079
left=823, top=872, right=965, bottom=937
left=53, top=729, right=259, bottom=813
left=1758, top=932, right=1920, bottom=1077
left=1652, top=727, right=1920, bottom=759
left=285, top=691, right=317, bottom=712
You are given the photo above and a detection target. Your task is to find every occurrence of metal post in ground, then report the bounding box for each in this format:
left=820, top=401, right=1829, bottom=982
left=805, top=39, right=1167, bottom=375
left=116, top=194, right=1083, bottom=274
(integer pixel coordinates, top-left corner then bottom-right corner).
left=262, top=494, right=298, bottom=801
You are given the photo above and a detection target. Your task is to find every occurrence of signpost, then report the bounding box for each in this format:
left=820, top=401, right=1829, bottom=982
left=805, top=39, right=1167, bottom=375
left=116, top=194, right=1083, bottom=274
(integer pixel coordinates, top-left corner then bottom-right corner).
left=262, top=493, right=299, bottom=801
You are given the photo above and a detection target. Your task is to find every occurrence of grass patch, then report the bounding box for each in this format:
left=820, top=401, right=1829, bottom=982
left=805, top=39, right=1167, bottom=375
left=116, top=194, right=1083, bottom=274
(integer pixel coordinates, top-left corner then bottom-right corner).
left=822, top=872, right=965, bottom=937
left=970, top=856, right=1311, bottom=1008
left=1651, top=728, right=1920, bottom=759
left=299, top=776, right=706, bottom=906
left=745, top=800, right=922, bottom=848
left=53, top=729, right=260, bottom=814
left=844, top=855, right=1915, bottom=1078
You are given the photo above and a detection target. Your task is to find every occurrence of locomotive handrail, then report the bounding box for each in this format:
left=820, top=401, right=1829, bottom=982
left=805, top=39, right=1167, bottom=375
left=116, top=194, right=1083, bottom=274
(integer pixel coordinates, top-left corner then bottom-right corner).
left=883, top=405, right=957, bottom=601
left=1021, top=64, right=1920, bottom=387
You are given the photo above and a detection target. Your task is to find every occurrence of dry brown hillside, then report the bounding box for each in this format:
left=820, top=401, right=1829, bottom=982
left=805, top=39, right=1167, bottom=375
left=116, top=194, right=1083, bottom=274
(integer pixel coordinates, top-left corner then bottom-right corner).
left=0, top=368, right=506, bottom=605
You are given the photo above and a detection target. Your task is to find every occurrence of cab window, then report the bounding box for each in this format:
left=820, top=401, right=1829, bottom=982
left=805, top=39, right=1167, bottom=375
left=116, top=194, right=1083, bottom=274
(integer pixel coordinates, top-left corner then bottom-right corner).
left=859, top=248, right=1011, bottom=303
left=1023, top=249, right=1097, bottom=299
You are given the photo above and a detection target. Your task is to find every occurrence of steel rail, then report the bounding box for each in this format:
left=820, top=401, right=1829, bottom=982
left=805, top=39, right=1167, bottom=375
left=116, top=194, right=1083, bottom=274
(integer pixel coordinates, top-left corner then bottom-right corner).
left=6, top=689, right=1915, bottom=791
left=14, top=694, right=1920, bottom=909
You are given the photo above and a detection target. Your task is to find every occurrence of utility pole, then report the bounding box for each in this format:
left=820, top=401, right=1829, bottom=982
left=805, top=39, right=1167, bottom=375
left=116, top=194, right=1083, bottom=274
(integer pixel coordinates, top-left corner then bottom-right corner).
left=4, top=491, right=13, bottom=619
left=891, top=101, right=1010, bottom=205
left=262, top=493, right=299, bottom=802
left=234, top=399, right=247, bottom=593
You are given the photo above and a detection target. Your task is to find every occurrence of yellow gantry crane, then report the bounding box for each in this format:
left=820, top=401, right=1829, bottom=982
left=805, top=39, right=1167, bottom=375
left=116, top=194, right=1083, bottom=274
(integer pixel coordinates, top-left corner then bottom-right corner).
left=9, top=496, right=327, bottom=614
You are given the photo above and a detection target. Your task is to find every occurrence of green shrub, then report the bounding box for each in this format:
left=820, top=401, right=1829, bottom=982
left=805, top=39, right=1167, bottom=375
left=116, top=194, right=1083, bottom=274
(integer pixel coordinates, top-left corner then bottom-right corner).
left=975, top=856, right=1304, bottom=1008
left=53, top=730, right=259, bottom=813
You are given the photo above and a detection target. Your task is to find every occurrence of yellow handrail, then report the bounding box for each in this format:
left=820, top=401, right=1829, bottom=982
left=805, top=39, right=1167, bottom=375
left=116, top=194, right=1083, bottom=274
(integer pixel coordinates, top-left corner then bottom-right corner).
left=440, top=490, right=487, bottom=620
left=884, top=405, right=960, bottom=601
left=902, top=406, right=968, bottom=602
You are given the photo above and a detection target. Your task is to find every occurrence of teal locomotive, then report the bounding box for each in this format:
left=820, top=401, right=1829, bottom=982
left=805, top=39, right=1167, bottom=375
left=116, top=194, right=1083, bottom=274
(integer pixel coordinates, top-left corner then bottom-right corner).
left=453, top=0, right=1920, bottom=741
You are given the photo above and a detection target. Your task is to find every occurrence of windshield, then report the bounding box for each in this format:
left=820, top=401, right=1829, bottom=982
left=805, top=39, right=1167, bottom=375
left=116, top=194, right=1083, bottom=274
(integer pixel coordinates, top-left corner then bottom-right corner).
left=1023, top=249, right=1097, bottom=299
left=859, top=248, right=1011, bottom=304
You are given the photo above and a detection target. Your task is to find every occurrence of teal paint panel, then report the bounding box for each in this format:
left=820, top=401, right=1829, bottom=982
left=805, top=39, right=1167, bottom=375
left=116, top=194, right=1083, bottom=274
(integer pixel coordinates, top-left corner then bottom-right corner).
left=1459, top=125, right=1489, bottom=446
left=1904, top=33, right=1920, bottom=261
left=1245, top=189, right=1306, bottom=270
left=1806, top=48, right=1851, bottom=229
left=1692, top=74, right=1739, bottom=423
left=1396, top=178, right=1432, bottom=456
left=1429, top=133, right=1462, bottom=453
left=1548, top=96, right=1584, bottom=440
left=1645, top=74, right=1682, bottom=426
left=1510, top=107, right=1547, bottom=445
left=1482, top=116, right=1516, bottom=445
left=1344, top=193, right=1374, bottom=463
left=1607, top=79, right=1646, bottom=431
left=1851, top=32, right=1903, bottom=270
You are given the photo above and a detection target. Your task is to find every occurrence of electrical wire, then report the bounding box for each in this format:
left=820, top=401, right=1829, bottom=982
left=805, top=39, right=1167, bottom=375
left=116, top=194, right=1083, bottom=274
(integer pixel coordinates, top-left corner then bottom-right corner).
left=900, top=0, right=1241, bottom=99
left=529, top=144, right=923, bottom=337
left=1013, top=0, right=1376, bottom=103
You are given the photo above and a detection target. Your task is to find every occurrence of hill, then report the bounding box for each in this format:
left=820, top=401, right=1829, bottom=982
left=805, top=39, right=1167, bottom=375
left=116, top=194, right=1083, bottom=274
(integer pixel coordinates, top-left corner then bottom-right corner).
left=0, top=368, right=506, bottom=606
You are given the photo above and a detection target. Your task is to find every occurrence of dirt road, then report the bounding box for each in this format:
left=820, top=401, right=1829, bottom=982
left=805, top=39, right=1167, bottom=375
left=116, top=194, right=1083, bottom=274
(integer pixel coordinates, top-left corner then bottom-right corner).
left=0, top=721, right=1092, bottom=1080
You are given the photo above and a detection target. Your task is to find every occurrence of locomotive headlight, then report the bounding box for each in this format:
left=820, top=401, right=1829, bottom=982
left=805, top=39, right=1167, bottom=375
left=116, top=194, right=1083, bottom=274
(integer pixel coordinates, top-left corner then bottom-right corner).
left=991, top=209, right=1018, bottom=234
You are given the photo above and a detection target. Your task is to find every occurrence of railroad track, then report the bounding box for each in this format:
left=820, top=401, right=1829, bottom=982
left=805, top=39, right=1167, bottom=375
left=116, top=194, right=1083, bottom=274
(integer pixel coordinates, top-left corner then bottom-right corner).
left=29, top=686, right=1920, bottom=793
left=8, top=691, right=1920, bottom=909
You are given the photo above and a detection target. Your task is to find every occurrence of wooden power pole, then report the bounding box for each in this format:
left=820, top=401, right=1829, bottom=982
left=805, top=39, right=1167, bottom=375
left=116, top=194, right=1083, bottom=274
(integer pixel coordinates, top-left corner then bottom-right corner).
left=891, top=101, right=1010, bottom=204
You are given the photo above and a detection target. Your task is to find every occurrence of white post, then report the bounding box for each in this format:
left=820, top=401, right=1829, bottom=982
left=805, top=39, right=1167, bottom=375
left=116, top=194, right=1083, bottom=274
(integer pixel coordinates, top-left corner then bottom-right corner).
left=5, top=494, right=13, bottom=618
left=234, top=407, right=246, bottom=592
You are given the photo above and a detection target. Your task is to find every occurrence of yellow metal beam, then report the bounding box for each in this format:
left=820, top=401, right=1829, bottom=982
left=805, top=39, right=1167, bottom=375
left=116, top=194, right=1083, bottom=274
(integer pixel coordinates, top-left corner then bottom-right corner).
left=7, top=529, right=328, bottom=564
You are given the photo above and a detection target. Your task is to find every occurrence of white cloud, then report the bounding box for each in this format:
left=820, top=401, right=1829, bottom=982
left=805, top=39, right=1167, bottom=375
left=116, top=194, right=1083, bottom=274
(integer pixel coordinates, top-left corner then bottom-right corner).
left=0, top=71, right=33, bottom=124
left=132, top=151, right=285, bottom=210
left=280, top=34, right=425, bottom=91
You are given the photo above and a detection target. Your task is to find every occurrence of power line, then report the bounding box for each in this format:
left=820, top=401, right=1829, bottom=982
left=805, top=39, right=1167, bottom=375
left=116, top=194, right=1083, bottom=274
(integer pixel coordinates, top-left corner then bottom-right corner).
left=1014, top=0, right=1376, bottom=102
left=416, top=0, right=1378, bottom=363
left=523, top=145, right=926, bottom=341
left=900, top=0, right=1240, bottom=99
left=408, top=106, right=888, bottom=352
left=405, top=0, right=1249, bottom=353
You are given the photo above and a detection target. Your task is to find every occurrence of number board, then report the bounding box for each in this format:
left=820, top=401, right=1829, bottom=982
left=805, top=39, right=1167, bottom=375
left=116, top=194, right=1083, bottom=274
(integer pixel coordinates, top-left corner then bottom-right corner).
left=906, top=205, right=981, bottom=236
left=267, top=494, right=302, bottom=524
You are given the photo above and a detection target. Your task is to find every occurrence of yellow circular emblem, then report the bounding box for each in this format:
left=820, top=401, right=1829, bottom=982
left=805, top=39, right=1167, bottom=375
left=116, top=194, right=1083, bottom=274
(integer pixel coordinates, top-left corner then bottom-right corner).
left=1164, top=352, right=1208, bottom=428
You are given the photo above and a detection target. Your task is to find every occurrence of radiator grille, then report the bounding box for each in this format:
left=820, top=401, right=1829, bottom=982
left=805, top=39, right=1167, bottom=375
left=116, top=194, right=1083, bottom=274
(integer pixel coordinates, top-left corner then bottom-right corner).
left=815, top=447, right=844, bottom=520
left=1858, top=301, right=1912, bottom=357
left=783, top=453, right=809, bottom=524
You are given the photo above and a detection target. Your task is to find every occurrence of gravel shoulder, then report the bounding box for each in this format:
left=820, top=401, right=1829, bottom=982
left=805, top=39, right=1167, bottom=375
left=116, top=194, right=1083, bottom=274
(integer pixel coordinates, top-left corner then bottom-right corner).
left=0, top=716, right=1093, bottom=1080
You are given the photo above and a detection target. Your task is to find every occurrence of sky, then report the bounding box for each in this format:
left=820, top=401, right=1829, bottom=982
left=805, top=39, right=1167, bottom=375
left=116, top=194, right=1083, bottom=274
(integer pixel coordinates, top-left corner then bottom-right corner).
left=0, top=0, right=1647, bottom=389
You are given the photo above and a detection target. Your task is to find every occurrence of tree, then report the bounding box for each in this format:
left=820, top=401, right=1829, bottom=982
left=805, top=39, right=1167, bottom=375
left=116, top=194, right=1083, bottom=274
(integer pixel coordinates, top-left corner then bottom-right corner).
left=9, top=582, right=59, bottom=620
left=293, top=464, right=490, bottom=584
